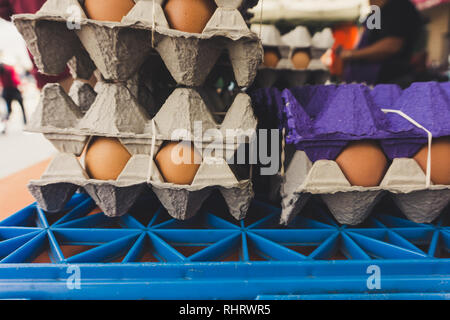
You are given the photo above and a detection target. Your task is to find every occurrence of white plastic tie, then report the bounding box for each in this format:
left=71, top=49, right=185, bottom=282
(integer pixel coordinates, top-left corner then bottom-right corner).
left=151, top=0, right=156, bottom=48
left=281, top=127, right=286, bottom=177
left=382, top=109, right=432, bottom=188
left=147, top=118, right=157, bottom=183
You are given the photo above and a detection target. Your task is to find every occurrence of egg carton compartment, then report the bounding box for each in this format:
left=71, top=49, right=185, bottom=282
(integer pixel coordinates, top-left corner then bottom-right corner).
left=280, top=150, right=450, bottom=226
left=139, top=50, right=247, bottom=123
left=13, top=0, right=263, bottom=87
left=124, top=0, right=262, bottom=87
left=379, top=82, right=450, bottom=159
left=251, top=24, right=332, bottom=88
left=27, top=84, right=257, bottom=156
left=12, top=0, right=96, bottom=80
left=28, top=150, right=254, bottom=221
left=68, top=80, right=97, bottom=114
left=252, top=24, right=333, bottom=61
left=150, top=87, right=257, bottom=147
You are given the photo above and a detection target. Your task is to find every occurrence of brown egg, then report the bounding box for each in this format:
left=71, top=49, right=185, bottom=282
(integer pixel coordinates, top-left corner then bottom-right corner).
left=292, top=50, right=311, bottom=69
left=85, top=137, right=132, bottom=180
left=155, top=142, right=202, bottom=185
left=164, top=0, right=217, bottom=33
left=413, top=137, right=450, bottom=185
left=335, top=140, right=388, bottom=187
left=263, top=48, right=280, bottom=68
left=84, top=0, right=135, bottom=22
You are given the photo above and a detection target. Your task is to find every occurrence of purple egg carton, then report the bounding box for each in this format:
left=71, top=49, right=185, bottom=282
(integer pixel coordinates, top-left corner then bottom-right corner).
left=380, top=82, right=450, bottom=159
left=279, top=82, right=450, bottom=161
left=371, top=84, right=403, bottom=109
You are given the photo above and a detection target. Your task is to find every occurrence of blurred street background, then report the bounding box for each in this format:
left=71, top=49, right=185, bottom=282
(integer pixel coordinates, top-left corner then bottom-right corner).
left=0, top=19, right=55, bottom=179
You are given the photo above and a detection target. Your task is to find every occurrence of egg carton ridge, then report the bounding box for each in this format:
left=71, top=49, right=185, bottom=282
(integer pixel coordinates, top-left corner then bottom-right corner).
left=280, top=151, right=450, bottom=226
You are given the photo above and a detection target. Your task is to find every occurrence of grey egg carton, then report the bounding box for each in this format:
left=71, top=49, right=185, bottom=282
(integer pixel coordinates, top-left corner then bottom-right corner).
left=29, top=152, right=254, bottom=220
left=68, top=80, right=97, bottom=114
left=280, top=150, right=450, bottom=226
left=251, top=25, right=331, bottom=88
left=27, top=82, right=257, bottom=220
left=16, top=0, right=260, bottom=220
left=13, top=0, right=263, bottom=87
left=27, top=84, right=257, bottom=154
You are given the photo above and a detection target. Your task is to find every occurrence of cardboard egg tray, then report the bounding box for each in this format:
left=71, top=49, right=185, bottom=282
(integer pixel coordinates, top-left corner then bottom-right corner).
left=251, top=83, right=450, bottom=226
left=15, top=0, right=263, bottom=221
left=27, top=83, right=257, bottom=220
left=13, top=0, right=263, bottom=87
left=68, top=80, right=97, bottom=114
left=251, top=24, right=333, bottom=88
left=281, top=150, right=450, bottom=226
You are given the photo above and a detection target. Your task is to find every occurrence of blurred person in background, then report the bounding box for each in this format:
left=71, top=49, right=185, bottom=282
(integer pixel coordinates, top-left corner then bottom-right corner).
left=0, top=0, right=74, bottom=91
left=0, top=62, right=26, bottom=132
left=339, top=0, right=425, bottom=87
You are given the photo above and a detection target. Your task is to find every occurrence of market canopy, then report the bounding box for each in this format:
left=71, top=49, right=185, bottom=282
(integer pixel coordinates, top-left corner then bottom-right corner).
left=249, top=0, right=370, bottom=24
left=412, top=0, right=450, bottom=10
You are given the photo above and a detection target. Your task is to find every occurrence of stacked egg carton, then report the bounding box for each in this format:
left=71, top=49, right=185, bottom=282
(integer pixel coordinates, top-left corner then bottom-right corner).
left=277, top=82, right=450, bottom=225
left=251, top=25, right=334, bottom=88
left=14, top=0, right=263, bottom=220
left=308, top=28, right=334, bottom=84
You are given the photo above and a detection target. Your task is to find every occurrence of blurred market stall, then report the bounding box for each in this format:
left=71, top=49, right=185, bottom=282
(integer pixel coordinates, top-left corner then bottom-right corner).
left=250, top=0, right=370, bottom=24
left=413, top=0, right=450, bottom=10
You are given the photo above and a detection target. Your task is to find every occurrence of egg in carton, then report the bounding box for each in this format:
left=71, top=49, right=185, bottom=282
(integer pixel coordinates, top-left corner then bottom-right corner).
left=377, top=82, right=450, bottom=223
left=279, top=26, right=313, bottom=86
left=252, top=24, right=310, bottom=88
left=13, top=0, right=263, bottom=88
left=252, top=25, right=333, bottom=88
left=278, top=83, right=449, bottom=225
left=27, top=84, right=258, bottom=220
left=281, top=151, right=449, bottom=226
left=250, top=24, right=284, bottom=88
left=146, top=87, right=257, bottom=221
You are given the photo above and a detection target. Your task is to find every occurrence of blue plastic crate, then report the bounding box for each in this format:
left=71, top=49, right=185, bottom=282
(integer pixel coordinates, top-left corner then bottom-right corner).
left=0, top=192, right=448, bottom=300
